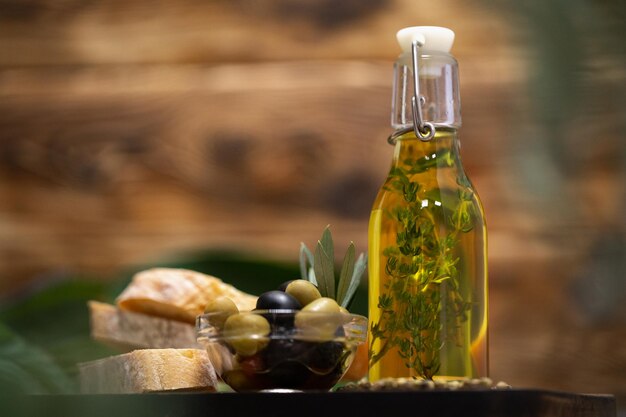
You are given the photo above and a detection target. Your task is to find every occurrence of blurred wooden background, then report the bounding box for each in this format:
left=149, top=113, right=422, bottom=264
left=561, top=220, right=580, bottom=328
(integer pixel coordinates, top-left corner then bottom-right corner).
left=0, top=0, right=624, bottom=406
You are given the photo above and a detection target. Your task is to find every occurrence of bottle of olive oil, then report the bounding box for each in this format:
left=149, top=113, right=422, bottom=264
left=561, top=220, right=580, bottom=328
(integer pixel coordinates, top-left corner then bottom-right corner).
left=368, top=27, right=488, bottom=381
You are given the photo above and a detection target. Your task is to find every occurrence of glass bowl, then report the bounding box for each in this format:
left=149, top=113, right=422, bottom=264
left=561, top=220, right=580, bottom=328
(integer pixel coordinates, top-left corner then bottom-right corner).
left=196, top=309, right=367, bottom=392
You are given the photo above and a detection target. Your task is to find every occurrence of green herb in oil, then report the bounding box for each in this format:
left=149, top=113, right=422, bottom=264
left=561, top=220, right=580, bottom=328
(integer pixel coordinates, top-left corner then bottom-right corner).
left=368, top=153, right=475, bottom=380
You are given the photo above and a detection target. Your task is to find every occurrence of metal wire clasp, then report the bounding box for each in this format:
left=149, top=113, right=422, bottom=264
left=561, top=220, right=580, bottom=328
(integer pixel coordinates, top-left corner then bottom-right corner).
left=388, top=39, right=436, bottom=145
left=387, top=39, right=435, bottom=145
left=410, top=39, right=435, bottom=141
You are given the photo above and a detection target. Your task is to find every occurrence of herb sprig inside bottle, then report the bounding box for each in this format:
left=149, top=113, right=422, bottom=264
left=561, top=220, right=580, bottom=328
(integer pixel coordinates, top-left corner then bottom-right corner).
left=369, top=149, right=475, bottom=379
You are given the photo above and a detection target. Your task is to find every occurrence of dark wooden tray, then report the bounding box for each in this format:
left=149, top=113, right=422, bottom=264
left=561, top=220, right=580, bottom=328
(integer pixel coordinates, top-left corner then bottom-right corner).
left=3, top=389, right=616, bottom=417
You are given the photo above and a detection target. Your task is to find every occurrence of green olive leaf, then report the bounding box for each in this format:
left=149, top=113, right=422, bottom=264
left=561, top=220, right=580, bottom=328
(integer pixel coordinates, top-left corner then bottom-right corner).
left=299, top=242, right=314, bottom=281
left=341, top=253, right=367, bottom=308
left=314, top=241, right=335, bottom=299
left=320, top=225, right=334, bottom=281
left=336, top=242, right=356, bottom=306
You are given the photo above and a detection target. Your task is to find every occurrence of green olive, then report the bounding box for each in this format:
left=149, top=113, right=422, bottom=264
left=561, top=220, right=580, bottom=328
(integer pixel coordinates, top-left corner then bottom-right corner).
left=223, top=369, right=256, bottom=392
left=301, top=297, right=341, bottom=313
left=204, top=296, right=239, bottom=329
left=223, top=313, right=270, bottom=356
left=285, top=280, right=321, bottom=307
left=295, top=297, right=343, bottom=341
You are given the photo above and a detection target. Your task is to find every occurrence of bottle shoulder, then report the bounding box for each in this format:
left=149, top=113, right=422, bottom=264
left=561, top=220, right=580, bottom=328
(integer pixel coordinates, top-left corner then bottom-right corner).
left=372, top=164, right=485, bottom=221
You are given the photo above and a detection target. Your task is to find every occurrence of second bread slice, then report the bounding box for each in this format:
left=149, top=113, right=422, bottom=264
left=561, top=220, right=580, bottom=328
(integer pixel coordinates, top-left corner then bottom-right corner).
left=89, top=301, right=198, bottom=350
left=116, top=268, right=257, bottom=324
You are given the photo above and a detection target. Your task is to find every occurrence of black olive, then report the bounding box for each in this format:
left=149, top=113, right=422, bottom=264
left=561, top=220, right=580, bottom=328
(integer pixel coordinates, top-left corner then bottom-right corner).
left=267, top=360, right=311, bottom=388
left=255, top=291, right=301, bottom=329
left=302, top=364, right=345, bottom=390
left=263, top=338, right=313, bottom=388
left=259, top=311, right=295, bottom=332
left=308, top=341, right=346, bottom=372
left=256, top=290, right=302, bottom=310
left=263, top=338, right=310, bottom=367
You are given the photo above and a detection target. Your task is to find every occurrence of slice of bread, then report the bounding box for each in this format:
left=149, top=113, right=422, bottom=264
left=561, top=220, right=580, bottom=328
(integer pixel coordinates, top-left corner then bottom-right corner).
left=79, top=349, right=218, bottom=394
left=116, top=268, right=257, bottom=324
left=88, top=301, right=198, bottom=350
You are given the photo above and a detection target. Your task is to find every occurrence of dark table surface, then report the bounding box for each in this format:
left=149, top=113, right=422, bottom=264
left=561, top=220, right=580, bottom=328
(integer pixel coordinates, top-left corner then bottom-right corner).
left=2, top=389, right=616, bottom=417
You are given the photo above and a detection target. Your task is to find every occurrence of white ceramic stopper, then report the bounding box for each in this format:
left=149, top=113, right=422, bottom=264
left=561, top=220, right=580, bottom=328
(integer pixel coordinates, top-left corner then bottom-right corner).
left=396, top=26, right=455, bottom=54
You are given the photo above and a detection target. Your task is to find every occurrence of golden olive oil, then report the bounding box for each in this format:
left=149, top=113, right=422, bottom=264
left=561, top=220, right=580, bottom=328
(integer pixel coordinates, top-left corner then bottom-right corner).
left=368, top=128, right=488, bottom=381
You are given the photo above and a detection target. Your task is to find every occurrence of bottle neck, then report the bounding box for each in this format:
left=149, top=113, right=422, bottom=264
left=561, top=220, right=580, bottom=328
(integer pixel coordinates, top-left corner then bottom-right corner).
left=391, top=52, right=461, bottom=131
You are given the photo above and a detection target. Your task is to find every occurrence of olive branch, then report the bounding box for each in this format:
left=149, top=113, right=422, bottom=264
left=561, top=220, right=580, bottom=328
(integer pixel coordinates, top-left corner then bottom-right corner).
left=299, top=226, right=367, bottom=309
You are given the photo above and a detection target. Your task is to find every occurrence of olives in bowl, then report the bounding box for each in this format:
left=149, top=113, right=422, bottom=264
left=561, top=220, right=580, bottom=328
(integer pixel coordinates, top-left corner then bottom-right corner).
left=197, top=291, right=366, bottom=392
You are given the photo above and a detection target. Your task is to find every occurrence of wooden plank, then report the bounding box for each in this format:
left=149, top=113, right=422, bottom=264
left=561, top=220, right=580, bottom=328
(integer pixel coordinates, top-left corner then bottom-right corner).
left=0, top=60, right=600, bottom=296
left=0, top=0, right=521, bottom=67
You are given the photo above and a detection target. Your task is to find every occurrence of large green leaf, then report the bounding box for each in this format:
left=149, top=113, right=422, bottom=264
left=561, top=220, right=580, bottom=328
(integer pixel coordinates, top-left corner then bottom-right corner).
left=0, top=322, right=73, bottom=394
left=0, top=280, right=115, bottom=376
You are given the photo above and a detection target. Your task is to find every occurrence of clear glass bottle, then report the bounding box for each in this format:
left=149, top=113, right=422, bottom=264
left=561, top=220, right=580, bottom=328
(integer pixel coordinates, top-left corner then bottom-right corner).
left=368, top=27, right=488, bottom=381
